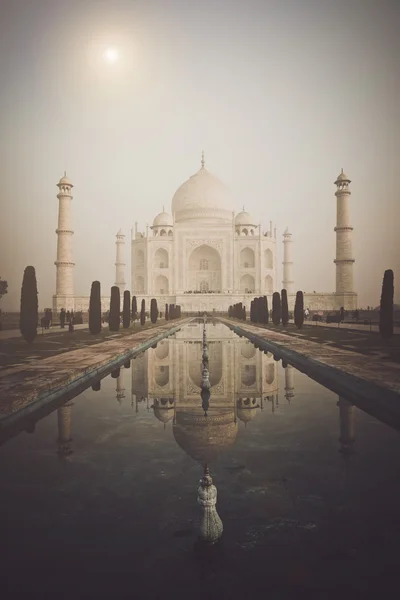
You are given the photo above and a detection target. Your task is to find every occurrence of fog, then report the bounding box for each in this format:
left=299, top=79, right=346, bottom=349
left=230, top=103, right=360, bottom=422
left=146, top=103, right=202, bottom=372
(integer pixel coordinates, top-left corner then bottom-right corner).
left=1, top=0, right=399, bottom=310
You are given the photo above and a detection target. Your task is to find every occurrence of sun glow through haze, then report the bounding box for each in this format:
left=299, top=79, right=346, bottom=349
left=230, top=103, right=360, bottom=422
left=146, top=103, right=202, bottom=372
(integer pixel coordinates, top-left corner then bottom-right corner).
left=103, top=47, right=119, bottom=64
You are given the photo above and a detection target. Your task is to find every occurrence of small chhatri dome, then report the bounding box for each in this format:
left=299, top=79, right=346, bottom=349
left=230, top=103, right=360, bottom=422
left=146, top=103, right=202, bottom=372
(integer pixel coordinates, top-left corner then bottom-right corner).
left=153, top=211, right=173, bottom=227
left=58, top=172, right=73, bottom=187
left=335, top=168, right=351, bottom=184
left=116, top=228, right=124, bottom=236
left=235, top=210, right=256, bottom=226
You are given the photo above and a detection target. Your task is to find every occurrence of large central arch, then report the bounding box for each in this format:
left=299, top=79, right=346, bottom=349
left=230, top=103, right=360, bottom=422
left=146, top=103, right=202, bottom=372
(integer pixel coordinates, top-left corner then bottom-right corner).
left=187, top=244, right=222, bottom=292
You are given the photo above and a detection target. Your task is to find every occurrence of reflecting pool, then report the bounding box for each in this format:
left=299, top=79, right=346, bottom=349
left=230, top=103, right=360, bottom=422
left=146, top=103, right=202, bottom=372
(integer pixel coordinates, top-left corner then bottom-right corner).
left=1, top=320, right=400, bottom=599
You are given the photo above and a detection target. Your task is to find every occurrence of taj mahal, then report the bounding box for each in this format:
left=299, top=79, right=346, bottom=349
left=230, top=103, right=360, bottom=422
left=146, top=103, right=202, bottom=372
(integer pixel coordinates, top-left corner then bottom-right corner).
left=52, top=153, right=357, bottom=314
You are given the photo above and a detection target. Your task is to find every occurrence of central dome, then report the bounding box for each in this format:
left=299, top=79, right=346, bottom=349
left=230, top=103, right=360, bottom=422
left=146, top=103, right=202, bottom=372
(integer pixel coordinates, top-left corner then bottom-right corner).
left=171, top=162, right=234, bottom=223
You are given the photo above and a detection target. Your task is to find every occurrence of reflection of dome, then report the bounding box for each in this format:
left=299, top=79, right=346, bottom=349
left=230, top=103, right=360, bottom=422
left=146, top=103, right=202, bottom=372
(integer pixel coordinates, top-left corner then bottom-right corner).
left=237, top=398, right=258, bottom=424
left=237, top=407, right=257, bottom=423
left=235, top=210, right=255, bottom=226
left=153, top=398, right=174, bottom=424
left=153, top=211, right=173, bottom=227
left=171, top=163, right=233, bottom=223
left=173, top=409, right=238, bottom=464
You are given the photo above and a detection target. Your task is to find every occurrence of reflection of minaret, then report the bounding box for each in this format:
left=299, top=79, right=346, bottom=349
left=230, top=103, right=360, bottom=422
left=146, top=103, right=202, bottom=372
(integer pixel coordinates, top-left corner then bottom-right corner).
left=116, top=372, right=126, bottom=402
left=337, top=397, right=356, bottom=458
left=197, top=465, right=223, bottom=545
left=57, top=401, right=73, bottom=457
left=284, top=364, right=295, bottom=402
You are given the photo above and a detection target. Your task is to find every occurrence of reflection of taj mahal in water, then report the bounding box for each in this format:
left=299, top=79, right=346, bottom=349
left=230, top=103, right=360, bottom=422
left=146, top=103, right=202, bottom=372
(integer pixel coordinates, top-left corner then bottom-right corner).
left=56, top=323, right=357, bottom=467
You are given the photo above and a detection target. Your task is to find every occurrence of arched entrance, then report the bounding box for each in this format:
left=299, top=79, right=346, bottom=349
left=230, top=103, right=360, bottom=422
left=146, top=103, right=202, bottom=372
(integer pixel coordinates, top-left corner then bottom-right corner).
left=187, top=244, right=221, bottom=292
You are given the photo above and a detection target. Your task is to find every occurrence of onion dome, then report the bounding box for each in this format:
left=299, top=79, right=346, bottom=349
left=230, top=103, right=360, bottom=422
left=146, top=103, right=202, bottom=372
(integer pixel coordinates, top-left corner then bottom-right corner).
left=153, top=211, right=173, bottom=227
left=235, top=210, right=256, bottom=226
left=171, top=153, right=234, bottom=223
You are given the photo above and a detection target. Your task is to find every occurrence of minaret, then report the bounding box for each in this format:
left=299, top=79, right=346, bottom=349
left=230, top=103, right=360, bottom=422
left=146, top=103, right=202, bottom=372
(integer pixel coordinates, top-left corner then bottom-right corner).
left=284, top=364, right=295, bottom=402
left=282, top=227, right=294, bottom=294
left=337, top=396, right=356, bottom=457
left=57, top=401, right=73, bottom=457
left=334, top=170, right=355, bottom=305
left=116, top=371, right=126, bottom=402
left=54, top=173, right=75, bottom=312
left=115, top=229, right=126, bottom=294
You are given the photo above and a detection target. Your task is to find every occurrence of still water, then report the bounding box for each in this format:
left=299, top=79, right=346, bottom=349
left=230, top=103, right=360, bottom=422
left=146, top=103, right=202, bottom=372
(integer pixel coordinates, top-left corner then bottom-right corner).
left=1, top=321, right=400, bottom=599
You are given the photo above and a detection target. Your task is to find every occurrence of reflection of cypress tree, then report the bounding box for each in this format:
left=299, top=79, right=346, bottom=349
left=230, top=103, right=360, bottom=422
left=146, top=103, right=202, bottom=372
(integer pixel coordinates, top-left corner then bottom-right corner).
left=272, top=292, right=281, bottom=325
left=379, top=269, right=394, bottom=339
left=111, top=367, right=120, bottom=379
left=281, top=289, right=289, bottom=326
left=20, top=266, right=38, bottom=343
left=92, top=380, right=101, bottom=391
left=109, top=286, right=120, bottom=331
left=140, top=299, right=146, bottom=326
left=89, top=281, right=102, bottom=334
left=123, top=290, right=131, bottom=328
left=123, top=359, right=130, bottom=369
left=294, top=291, right=304, bottom=329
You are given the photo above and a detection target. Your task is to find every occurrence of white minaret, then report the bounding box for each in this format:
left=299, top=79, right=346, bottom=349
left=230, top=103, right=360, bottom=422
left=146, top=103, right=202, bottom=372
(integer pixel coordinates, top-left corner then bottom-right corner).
left=334, top=170, right=355, bottom=307
left=282, top=227, right=294, bottom=294
left=54, top=173, right=75, bottom=312
left=116, top=371, right=126, bottom=402
left=284, top=364, right=295, bottom=402
left=115, top=229, right=126, bottom=294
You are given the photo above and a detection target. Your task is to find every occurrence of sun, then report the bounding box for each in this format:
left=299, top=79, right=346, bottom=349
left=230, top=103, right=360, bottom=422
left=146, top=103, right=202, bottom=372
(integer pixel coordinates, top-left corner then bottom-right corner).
left=103, top=48, right=119, bottom=64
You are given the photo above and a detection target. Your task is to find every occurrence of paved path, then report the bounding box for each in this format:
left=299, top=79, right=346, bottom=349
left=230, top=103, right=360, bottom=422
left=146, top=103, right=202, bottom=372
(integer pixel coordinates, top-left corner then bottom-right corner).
left=0, top=323, right=88, bottom=340
left=300, top=320, right=400, bottom=335
left=0, top=319, right=190, bottom=425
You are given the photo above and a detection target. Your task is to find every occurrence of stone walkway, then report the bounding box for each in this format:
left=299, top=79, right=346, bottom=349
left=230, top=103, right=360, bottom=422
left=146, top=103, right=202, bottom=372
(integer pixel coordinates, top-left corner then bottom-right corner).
left=0, top=319, right=189, bottom=424
left=0, top=323, right=87, bottom=340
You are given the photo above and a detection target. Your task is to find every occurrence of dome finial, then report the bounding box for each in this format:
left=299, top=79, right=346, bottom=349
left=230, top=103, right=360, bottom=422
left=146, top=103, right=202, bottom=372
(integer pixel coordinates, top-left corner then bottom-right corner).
left=64, top=170, right=66, bottom=177
left=162, top=204, right=165, bottom=211
left=242, top=205, right=245, bottom=211
left=201, top=150, right=205, bottom=169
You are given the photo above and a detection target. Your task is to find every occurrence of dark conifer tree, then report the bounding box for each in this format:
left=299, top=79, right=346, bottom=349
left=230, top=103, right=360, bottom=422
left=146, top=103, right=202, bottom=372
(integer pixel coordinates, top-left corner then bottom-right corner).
left=250, top=300, right=255, bottom=322
left=89, top=281, right=102, bottom=334
left=272, top=292, right=281, bottom=325
left=140, top=299, right=146, bottom=326
left=165, top=303, right=169, bottom=320
left=109, top=286, right=120, bottom=331
left=379, top=269, right=394, bottom=339
left=131, top=296, right=137, bottom=322
left=294, top=291, right=304, bottom=329
left=264, top=296, right=269, bottom=325
left=20, top=266, right=38, bottom=343
left=281, top=289, right=289, bottom=327
left=150, top=298, right=158, bottom=324
left=123, top=290, right=131, bottom=328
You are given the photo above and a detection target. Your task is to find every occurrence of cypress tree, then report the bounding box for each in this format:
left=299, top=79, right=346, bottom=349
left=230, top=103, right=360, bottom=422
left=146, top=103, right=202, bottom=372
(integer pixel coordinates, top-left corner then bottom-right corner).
left=250, top=300, right=255, bottom=322
left=242, top=306, right=246, bottom=321
left=131, top=295, right=137, bottom=322
left=150, top=298, right=158, bottom=324
left=294, top=291, right=304, bottom=329
left=20, top=265, right=38, bottom=343
left=264, top=296, right=269, bottom=325
left=281, top=289, right=289, bottom=327
left=123, top=290, right=131, bottom=329
left=165, top=303, right=169, bottom=320
left=140, top=299, right=146, bottom=326
left=109, top=286, right=120, bottom=331
left=89, top=280, right=102, bottom=334
left=379, top=269, right=394, bottom=339
left=272, top=292, right=281, bottom=325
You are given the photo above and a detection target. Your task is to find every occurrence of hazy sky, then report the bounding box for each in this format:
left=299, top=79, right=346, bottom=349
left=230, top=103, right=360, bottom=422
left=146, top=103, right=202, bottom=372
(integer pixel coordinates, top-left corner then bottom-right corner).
left=1, top=0, right=399, bottom=310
